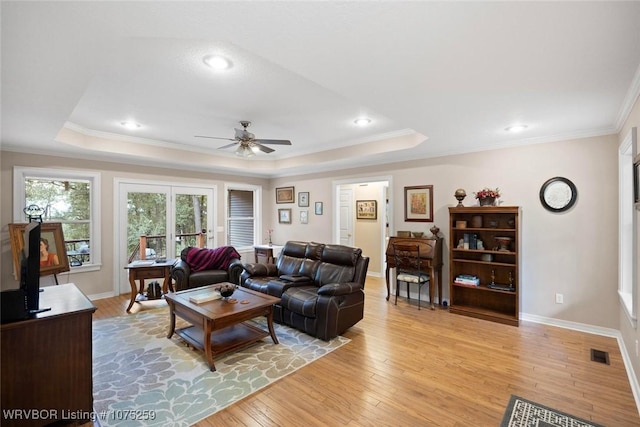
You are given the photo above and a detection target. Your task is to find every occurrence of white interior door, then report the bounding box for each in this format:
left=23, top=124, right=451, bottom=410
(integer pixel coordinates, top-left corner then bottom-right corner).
left=339, top=187, right=354, bottom=246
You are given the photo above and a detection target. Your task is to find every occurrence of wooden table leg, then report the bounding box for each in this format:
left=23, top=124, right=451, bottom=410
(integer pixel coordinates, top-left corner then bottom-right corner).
left=126, top=272, right=137, bottom=312
left=162, top=266, right=171, bottom=294
left=385, top=266, right=391, bottom=301
left=266, top=309, right=279, bottom=345
left=203, top=320, right=216, bottom=372
left=166, top=302, right=176, bottom=339
left=429, top=266, right=436, bottom=310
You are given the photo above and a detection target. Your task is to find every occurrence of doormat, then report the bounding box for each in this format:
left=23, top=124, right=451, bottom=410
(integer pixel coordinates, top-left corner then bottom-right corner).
left=500, top=395, right=605, bottom=427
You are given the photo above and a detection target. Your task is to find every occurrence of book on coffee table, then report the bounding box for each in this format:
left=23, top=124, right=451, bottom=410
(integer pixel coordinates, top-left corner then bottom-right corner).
left=189, top=289, right=222, bottom=304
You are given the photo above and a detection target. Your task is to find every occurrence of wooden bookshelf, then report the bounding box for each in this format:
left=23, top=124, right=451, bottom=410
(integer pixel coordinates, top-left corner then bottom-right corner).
left=448, top=206, right=520, bottom=326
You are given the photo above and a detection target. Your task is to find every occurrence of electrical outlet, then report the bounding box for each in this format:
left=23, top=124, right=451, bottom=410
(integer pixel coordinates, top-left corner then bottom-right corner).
left=555, top=293, right=564, bottom=304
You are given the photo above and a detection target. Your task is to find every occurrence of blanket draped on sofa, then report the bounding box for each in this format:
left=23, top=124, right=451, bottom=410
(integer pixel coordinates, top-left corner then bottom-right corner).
left=185, top=246, right=241, bottom=272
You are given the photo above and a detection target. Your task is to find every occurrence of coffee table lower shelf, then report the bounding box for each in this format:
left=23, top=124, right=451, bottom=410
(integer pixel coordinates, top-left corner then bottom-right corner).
left=175, top=322, right=271, bottom=371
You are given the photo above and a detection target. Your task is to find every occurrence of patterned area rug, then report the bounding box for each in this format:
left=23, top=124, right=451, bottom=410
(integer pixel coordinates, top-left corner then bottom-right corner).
left=92, top=308, right=349, bottom=426
left=500, top=395, right=605, bottom=427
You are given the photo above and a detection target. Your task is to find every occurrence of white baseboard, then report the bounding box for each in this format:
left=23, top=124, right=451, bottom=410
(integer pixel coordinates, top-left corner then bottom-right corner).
left=521, top=312, right=640, bottom=416
left=88, top=291, right=116, bottom=301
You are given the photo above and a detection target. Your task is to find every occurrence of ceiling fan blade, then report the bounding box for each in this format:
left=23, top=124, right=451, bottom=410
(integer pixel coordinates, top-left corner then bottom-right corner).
left=254, top=139, right=292, bottom=145
left=218, top=142, right=240, bottom=150
left=253, top=143, right=275, bottom=153
left=194, top=135, right=236, bottom=141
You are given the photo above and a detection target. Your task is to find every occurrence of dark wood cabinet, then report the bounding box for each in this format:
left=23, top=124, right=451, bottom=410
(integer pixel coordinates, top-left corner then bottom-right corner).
left=448, top=206, right=520, bottom=326
left=1, top=283, right=96, bottom=426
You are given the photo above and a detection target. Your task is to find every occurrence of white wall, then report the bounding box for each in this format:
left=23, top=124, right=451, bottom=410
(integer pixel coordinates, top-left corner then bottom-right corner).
left=619, top=94, right=640, bottom=390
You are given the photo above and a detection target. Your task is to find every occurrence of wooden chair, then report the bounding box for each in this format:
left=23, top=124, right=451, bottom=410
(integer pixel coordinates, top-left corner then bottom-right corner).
left=392, top=242, right=432, bottom=310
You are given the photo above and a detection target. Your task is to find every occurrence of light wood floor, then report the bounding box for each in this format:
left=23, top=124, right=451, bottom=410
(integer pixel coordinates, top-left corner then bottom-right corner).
left=91, top=277, right=640, bottom=426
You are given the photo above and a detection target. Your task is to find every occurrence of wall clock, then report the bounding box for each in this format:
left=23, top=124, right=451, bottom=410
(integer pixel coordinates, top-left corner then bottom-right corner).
left=539, top=177, right=577, bottom=212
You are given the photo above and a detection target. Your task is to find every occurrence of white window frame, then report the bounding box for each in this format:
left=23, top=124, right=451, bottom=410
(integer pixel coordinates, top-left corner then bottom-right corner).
left=619, top=127, right=637, bottom=328
left=224, top=183, right=262, bottom=251
left=13, top=167, right=102, bottom=273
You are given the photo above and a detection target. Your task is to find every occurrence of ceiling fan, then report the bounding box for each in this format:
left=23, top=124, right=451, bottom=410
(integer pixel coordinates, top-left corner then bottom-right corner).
left=195, top=121, right=292, bottom=157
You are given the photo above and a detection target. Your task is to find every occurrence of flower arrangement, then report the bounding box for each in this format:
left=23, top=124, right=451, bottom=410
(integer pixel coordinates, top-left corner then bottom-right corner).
left=474, top=187, right=501, bottom=199
left=267, top=229, right=273, bottom=245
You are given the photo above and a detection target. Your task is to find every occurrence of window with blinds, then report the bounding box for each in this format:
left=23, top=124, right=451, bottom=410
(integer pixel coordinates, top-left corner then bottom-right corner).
left=228, top=189, right=255, bottom=248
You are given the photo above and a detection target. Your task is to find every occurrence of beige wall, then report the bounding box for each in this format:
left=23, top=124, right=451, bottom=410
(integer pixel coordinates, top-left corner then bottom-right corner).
left=0, top=132, right=621, bottom=331
left=0, top=153, right=268, bottom=295
left=268, top=133, right=620, bottom=330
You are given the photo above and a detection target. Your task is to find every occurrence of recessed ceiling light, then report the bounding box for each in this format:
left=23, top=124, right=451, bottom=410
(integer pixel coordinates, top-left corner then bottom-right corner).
left=505, top=124, right=528, bottom=132
left=203, top=55, right=231, bottom=70
left=354, top=118, right=372, bottom=126
left=120, top=121, right=141, bottom=130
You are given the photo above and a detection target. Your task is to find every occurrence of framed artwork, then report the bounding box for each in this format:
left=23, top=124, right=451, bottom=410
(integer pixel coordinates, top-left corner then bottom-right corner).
left=276, top=186, right=295, bottom=204
left=9, top=222, right=70, bottom=278
left=356, top=200, right=377, bottom=220
left=315, top=201, right=323, bottom=215
left=300, top=210, right=308, bottom=224
left=278, top=208, right=292, bottom=224
left=404, top=185, right=434, bottom=222
left=298, top=192, right=309, bottom=207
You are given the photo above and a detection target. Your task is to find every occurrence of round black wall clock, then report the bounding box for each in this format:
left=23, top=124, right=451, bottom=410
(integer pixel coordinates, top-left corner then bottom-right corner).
left=539, top=177, right=577, bottom=212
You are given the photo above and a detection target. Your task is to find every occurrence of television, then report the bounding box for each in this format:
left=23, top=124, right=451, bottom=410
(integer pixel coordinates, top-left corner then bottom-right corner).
left=20, top=221, right=50, bottom=315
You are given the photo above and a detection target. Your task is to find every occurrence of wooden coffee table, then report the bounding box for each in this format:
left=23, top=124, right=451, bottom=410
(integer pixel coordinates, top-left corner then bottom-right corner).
left=165, top=284, right=280, bottom=371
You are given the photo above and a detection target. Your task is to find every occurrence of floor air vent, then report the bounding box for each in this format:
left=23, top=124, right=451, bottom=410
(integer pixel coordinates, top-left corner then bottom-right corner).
left=590, top=349, right=610, bottom=365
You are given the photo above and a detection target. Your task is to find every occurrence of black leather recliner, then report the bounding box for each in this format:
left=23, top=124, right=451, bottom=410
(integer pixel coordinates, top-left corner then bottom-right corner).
left=170, top=247, right=244, bottom=291
left=240, top=241, right=369, bottom=340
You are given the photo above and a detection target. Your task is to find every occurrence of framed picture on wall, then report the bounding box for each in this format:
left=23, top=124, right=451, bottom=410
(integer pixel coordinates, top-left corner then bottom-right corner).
left=278, top=208, right=292, bottom=224
left=298, top=192, right=309, bottom=207
left=276, top=186, right=295, bottom=204
left=300, top=210, right=308, bottom=224
left=404, top=185, right=434, bottom=222
left=315, top=201, right=323, bottom=215
left=356, top=200, right=377, bottom=220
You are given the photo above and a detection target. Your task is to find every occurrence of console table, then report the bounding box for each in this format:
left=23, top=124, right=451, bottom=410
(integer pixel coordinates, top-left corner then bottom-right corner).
left=385, top=236, right=444, bottom=306
left=1, top=283, right=96, bottom=427
left=124, top=259, right=175, bottom=312
left=254, top=244, right=283, bottom=264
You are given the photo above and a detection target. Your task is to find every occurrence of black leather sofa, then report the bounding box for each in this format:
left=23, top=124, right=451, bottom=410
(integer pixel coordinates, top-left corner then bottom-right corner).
left=170, top=246, right=244, bottom=291
left=240, top=241, right=369, bottom=340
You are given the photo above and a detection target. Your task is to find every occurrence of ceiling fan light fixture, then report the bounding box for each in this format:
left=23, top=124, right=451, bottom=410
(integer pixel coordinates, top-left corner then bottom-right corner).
left=235, top=145, right=255, bottom=157
left=203, top=55, right=231, bottom=70
left=354, top=117, right=372, bottom=126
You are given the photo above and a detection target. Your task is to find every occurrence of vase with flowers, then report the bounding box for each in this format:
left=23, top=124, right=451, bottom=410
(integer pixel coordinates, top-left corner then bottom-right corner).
left=474, top=187, right=500, bottom=206
left=267, top=229, right=273, bottom=246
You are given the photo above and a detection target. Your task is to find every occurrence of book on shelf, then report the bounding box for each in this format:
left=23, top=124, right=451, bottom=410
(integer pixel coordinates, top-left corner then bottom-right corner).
left=188, top=289, right=222, bottom=304
left=454, top=274, right=480, bottom=286
left=469, top=234, right=478, bottom=250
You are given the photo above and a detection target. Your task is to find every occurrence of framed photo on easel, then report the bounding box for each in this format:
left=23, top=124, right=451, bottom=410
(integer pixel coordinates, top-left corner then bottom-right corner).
left=9, top=222, right=70, bottom=279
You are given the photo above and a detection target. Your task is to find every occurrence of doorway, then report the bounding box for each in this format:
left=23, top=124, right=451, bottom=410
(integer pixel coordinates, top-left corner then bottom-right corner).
left=333, top=176, right=392, bottom=277
left=115, top=180, right=215, bottom=295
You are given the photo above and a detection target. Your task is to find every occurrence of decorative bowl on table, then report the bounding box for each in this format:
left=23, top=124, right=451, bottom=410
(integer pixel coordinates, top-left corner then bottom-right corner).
left=216, top=283, right=236, bottom=300
left=412, top=232, right=424, bottom=238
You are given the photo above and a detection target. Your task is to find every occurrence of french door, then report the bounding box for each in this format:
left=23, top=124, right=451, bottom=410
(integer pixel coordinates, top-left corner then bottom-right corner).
left=115, top=181, right=215, bottom=295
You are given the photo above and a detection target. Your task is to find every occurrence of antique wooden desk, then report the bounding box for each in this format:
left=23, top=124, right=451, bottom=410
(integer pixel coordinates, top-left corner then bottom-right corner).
left=385, top=236, right=444, bottom=306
